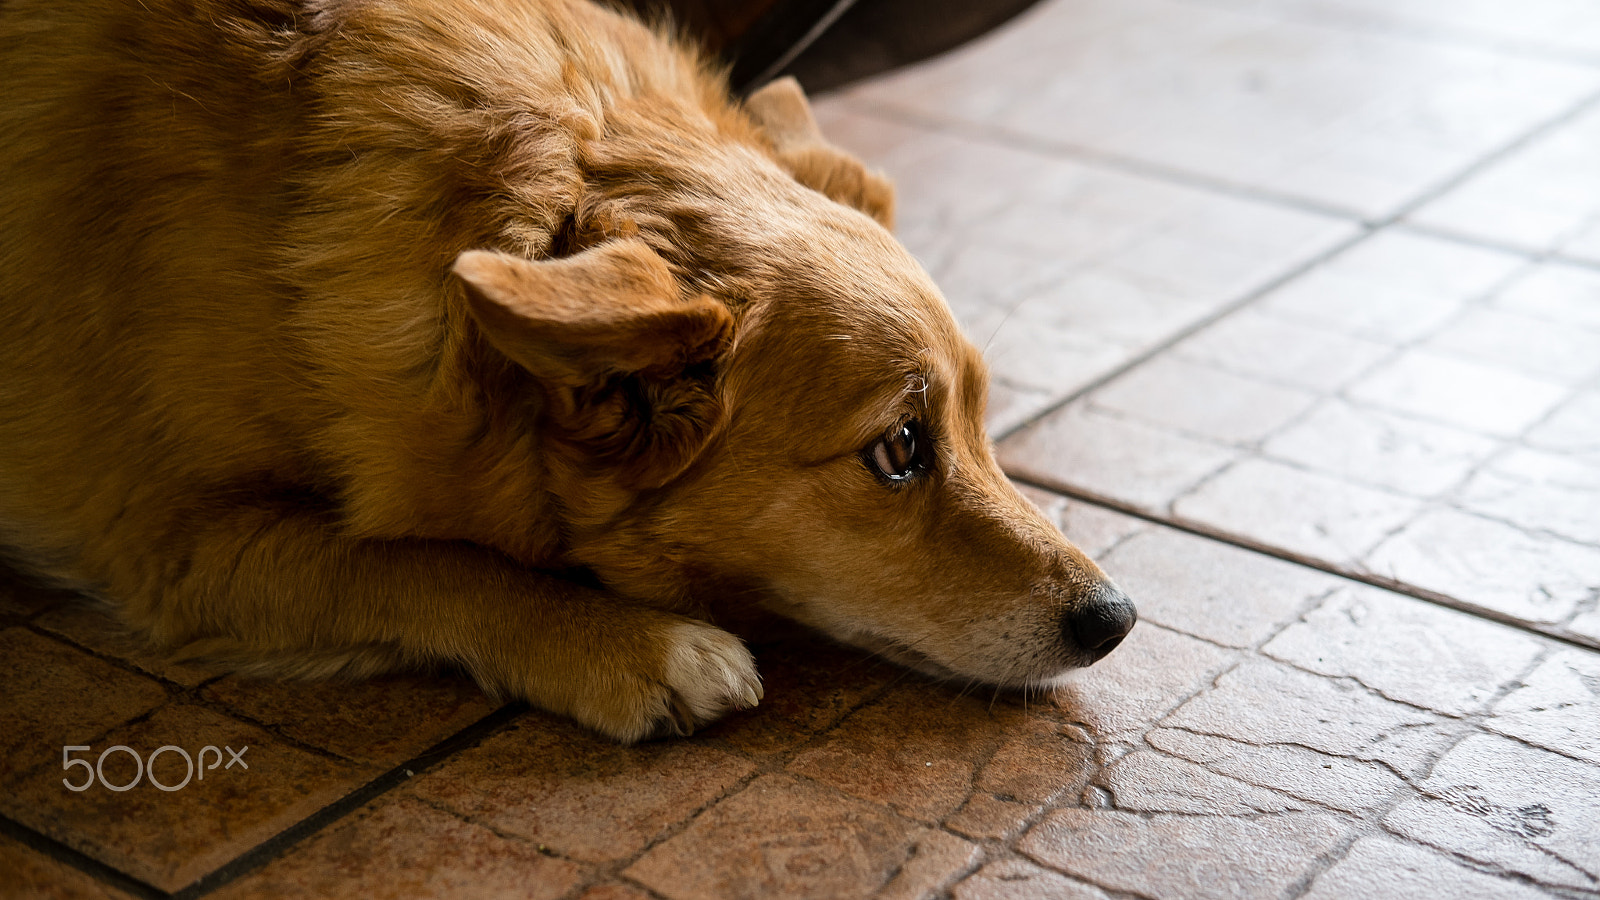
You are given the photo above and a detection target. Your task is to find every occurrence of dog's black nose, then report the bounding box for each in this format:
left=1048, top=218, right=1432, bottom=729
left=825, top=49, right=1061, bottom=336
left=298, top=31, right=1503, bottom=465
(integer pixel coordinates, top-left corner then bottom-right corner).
left=1064, top=584, right=1137, bottom=662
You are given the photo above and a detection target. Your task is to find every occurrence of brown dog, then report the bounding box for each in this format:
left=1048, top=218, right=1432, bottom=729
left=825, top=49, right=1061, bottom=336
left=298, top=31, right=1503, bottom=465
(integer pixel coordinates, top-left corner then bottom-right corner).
left=0, top=0, right=1134, bottom=741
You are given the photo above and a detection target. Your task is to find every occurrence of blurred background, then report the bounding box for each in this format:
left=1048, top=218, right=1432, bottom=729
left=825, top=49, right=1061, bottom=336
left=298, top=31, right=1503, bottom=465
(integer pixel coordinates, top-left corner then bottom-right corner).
left=619, top=0, right=1047, bottom=92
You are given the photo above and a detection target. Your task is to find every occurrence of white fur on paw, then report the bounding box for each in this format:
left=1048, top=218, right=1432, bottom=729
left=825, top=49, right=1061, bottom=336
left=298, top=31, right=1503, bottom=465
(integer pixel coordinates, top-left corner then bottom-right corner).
left=656, top=621, right=762, bottom=737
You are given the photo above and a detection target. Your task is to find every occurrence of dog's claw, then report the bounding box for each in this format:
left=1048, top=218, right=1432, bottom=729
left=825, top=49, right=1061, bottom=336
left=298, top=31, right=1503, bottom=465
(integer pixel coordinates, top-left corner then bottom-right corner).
left=738, top=681, right=762, bottom=709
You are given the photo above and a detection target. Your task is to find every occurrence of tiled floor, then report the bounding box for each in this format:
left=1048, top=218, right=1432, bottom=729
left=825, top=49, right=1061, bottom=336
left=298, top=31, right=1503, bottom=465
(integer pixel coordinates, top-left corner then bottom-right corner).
left=5, top=0, right=1600, bottom=897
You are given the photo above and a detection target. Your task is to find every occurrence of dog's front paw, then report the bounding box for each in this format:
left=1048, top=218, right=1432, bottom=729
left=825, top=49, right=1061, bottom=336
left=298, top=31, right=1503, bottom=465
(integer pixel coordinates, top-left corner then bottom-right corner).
left=654, top=621, right=763, bottom=736
left=574, top=620, right=762, bottom=743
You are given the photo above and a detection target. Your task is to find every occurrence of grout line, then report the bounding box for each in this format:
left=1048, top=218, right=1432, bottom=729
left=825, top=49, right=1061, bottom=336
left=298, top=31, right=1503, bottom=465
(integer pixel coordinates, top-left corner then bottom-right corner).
left=169, top=702, right=526, bottom=900
left=1010, top=474, right=1600, bottom=656
left=607, top=878, right=673, bottom=900
left=1398, top=221, right=1600, bottom=275
left=0, top=815, right=167, bottom=900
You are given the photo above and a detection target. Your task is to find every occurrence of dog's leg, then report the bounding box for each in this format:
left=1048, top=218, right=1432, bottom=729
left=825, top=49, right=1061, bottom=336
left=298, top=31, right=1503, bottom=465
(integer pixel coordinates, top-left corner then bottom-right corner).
left=136, top=505, right=760, bottom=743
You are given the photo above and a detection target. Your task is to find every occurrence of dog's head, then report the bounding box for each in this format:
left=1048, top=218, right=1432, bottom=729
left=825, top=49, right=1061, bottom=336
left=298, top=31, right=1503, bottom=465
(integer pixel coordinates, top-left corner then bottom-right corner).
left=453, top=78, right=1135, bottom=689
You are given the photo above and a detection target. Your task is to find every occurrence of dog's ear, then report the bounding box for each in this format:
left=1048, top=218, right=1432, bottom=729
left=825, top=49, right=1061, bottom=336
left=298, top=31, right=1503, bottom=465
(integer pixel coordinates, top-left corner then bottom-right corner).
left=454, top=240, right=732, bottom=488
left=745, top=76, right=895, bottom=230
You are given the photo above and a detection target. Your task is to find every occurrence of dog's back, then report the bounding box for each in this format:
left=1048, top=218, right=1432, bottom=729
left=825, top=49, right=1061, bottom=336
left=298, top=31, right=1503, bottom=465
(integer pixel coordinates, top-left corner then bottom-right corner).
left=6, top=0, right=287, bottom=582
left=0, top=0, right=737, bottom=591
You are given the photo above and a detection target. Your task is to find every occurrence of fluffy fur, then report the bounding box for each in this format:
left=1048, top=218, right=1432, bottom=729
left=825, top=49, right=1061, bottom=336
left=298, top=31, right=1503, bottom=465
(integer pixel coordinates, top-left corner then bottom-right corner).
left=0, top=0, right=1134, bottom=742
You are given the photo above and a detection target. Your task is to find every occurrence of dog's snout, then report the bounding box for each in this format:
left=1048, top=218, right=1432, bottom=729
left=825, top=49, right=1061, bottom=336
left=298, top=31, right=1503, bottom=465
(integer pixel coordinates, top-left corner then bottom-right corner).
left=1063, top=584, right=1137, bottom=662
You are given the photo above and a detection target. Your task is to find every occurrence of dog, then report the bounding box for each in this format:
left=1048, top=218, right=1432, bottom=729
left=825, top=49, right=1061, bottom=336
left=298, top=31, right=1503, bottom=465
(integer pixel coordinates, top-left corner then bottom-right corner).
left=0, top=0, right=1135, bottom=742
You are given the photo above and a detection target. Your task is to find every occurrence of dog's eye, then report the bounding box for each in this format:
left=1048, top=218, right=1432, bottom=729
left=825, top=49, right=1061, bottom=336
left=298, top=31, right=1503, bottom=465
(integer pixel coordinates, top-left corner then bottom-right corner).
left=865, top=419, right=928, bottom=482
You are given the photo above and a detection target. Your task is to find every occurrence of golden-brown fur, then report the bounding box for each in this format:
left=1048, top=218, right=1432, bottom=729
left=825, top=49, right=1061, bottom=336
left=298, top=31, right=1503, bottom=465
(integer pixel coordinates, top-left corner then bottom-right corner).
left=0, top=0, right=1134, bottom=741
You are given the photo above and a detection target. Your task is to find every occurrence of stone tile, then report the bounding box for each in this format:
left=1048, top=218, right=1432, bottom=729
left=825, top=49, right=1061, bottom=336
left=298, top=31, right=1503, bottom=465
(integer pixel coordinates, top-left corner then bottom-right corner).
left=985, top=380, right=1058, bottom=437
left=1313, top=229, right=1526, bottom=300
left=1164, top=178, right=1365, bottom=258
left=986, top=274, right=1195, bottom=394
left=1301, top=835, right=1554, bottom=900
left=786, top=681, right=1048, bottom=824
left=874, top=829, right=983, bottom=900
left=1384, top=733, right=1600, bottom=891
left=1488, top=649, right=1600, bottom=766
left=1416, top=187, right=1593, bottom=259
left=972, top=185, right=1158, bottom=268
left=1408, top=103, right=1600, bottom=257
left=31, top=602, right=222, bottom=688
left=1093, top=210, right=1337, bottom=307
left=1027, top=240, right=1280, bottom=325
left=1346, top=349, right=1569, bottom=439
left=1458, top=448, right=1600, bottom=548
left=1492, top=261, right=1600, bottom=332
left=1562, top=217, right=1600, bottom=267
left=980, top=318, right=1133, bottom=401
left=1262, top=270, right=1466, bottom=344
left=1171, top=309, right=1392, bottom=392
left=1019, top=806, right=1348, bottom=900
left=1259, top=231, right=1522, bottom=343
left=1148, top=728, right=1403, bottom=814
left=406, top=712, right=754, bottom=864
left=848, top=0, right=1600, bottom=218
left=1525, top=390, right=1600, bottom=468
left=1016, top=488, right=1149, bottom=561
left=200, top=672, right=494, bottom=766
left=1262, top=585, right=1545, bottom=715
left=0, top=834, right=133, bottom=900
left=210, top=794, right=586, bottom=900
left=1261, top=136, right=1434, bottom=222
left=705, top=634, right=896, bottom=757
left=1262, top=399, right=1499, bottom=497
left=1096, top=526, right=1340, bottom=648
left=1050, top=622, right=1237, bottom=742
left=1030, top=281, right=1197, bottom=366
left=1161, top=658, right=1456, bottom=777
left=1098, top=749, right=1309, bottom=814
left=5, top=703, right=376, bottom=892
left=0, top=628, right=168, bottom=783
left=1571, top=611, right=1600, bottom=644
left=925, top=238, right=1077, bottom=322
left=1364, top=508, right=1600, bottom=626
left=1172, top=457, right=1422, bottom=564
left=951, top=859, right=1111, bottom=900
left=943, top=793, right=1041, bottom=842
left=625, top=774, right=975, bottom=900
left=1088, top=357, right=1318, bottom=445
left=974, top=713, right=1099, bottom=809
left=1426, top=306, right=1600, bottom=383
left=999, top=403, right=1240, bottom=512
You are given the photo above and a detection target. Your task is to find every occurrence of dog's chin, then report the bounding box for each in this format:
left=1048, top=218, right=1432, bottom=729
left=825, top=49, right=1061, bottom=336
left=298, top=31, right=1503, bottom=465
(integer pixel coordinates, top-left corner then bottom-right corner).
left=756, top=594, right=1081, bottom=689
left=839, top=630, right=1078, bottom=692
left=847, top=632, right=965, bottom=680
